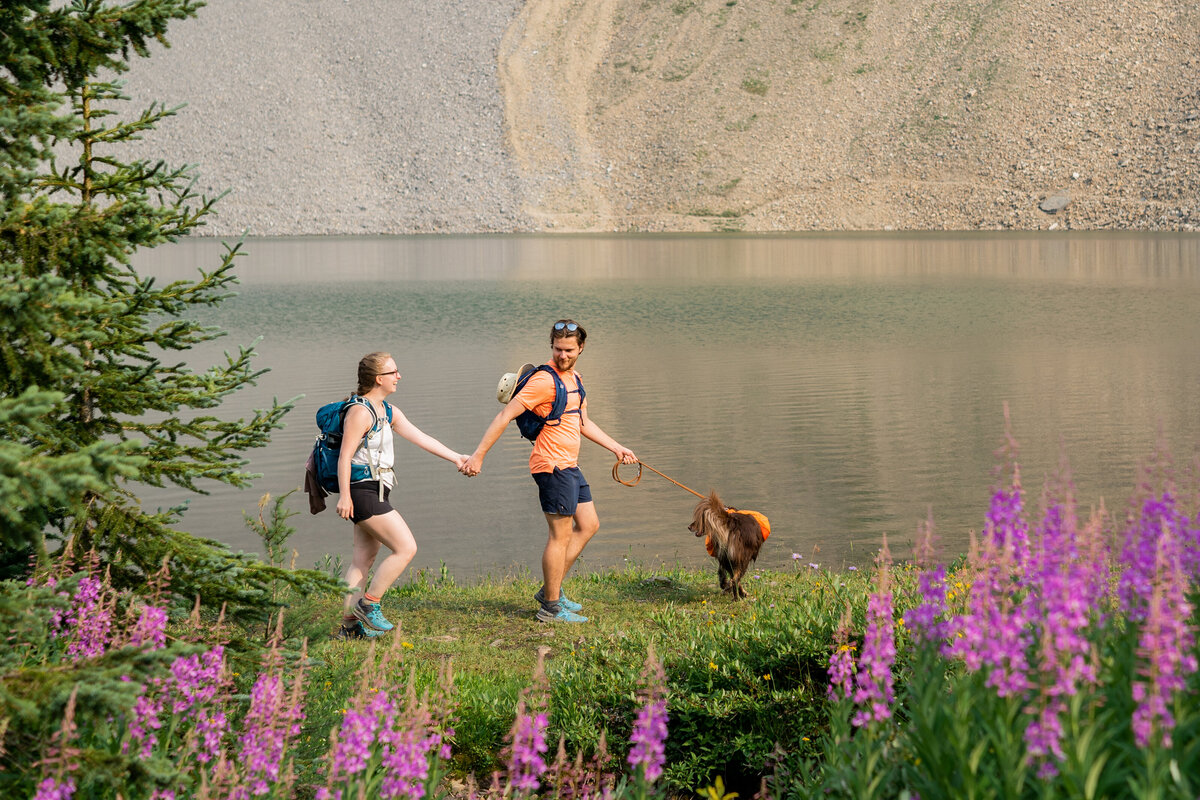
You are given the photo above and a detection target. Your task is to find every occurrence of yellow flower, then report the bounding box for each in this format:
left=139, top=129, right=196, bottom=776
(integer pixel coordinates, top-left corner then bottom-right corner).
left=762, top=674, right=772, bottom=681
left=802, top=737, right=810, bottom=742
left=402, top=641, right=414, bottom=649
left=709, top=661, right=718, bottom=670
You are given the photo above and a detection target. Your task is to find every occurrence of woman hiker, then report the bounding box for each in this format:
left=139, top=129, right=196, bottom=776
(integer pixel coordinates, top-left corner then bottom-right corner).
left=335, top=351, right=470, bottom=639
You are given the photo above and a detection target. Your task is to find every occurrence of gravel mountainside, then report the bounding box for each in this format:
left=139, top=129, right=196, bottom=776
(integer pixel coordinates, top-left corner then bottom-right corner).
left=119, top=0, right=1199, bottom=234
left=121, top=0, right=528, bottom=235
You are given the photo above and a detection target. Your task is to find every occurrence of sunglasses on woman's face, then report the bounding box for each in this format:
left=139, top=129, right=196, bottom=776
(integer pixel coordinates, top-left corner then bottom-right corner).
left=376, top=369, right=400, bottom=377
left=553, top=322, right=578, bottom=332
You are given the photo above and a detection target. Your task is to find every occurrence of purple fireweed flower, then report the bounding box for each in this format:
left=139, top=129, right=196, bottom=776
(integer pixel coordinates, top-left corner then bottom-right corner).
left=828, top=604, right=856, bottom=701
left=125, top=692, right=164, bottom=758
left=507, top=701, right=549, bottom=794
left=236, top=670, right=305, bottom=794
left=194, top=710, right=228, bottom=765
left=628, top=645, right=669, bottom=784
left=129, top=605, right=168, bottom=651
left=945, top=533, right=1033, bottom=697
left=903, top=565, right=947, bottom=644
left=629, top=700, right=669, bottom=782
left=379, top=725, right=437, bottom=799
left=330, top=702, right=382, bottom=778
left=827, top=644, right=855, bottom=701
left=1024, top=697, right=1066, bottom=778
left=851, top=587, right=896, bottom=726
left=168, top=647, right=225, bottom=714
left=984, top=465, right=1029, bottom=568
left=1120, top=493, right=1188, bottom=620
left=63, top=576, right=113, bottom=660
left=1131, top=537, right=1198, bottom=748
left=373, top=688, right=436, bottom=800
left=33, top=777, right=75, bottom=800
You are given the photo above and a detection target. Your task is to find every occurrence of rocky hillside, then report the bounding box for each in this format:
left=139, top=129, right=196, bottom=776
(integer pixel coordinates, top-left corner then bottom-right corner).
left=121, top=0, right=1199, bottom=234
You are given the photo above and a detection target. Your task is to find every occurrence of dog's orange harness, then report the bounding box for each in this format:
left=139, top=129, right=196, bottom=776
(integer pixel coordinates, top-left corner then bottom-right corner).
left=706, top=507, right=771, bottom=556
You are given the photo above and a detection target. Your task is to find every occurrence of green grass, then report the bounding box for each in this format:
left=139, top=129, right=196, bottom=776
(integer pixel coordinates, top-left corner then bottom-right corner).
left=740, top=76, right=769, bottom=96
left=287, top=561, right=885, bottom=792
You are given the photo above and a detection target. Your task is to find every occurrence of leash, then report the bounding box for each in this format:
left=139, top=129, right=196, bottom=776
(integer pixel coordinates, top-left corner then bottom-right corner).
left=613, top=459, right=771, bottom=541
left=611, top=460, right=708, bottom=501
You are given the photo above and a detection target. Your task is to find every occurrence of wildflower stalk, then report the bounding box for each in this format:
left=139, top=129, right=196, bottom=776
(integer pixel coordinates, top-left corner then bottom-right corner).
left=628, top=644, right=669, bottom=800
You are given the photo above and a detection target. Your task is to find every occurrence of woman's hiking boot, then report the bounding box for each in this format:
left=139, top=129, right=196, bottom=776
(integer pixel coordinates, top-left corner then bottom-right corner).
left=336, top=620, right=385, bottom=640
left=354, top=598, right=395, bottom=632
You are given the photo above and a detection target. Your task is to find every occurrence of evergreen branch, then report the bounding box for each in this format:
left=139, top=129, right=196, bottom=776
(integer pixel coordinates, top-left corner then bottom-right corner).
left=90, top=499, right=343, bottom=627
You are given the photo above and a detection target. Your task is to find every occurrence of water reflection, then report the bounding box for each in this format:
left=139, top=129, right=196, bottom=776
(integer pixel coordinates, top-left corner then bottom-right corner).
left=131, top=234, right=1200, bottom=581
left=138, top=232, right=1200, bottom=284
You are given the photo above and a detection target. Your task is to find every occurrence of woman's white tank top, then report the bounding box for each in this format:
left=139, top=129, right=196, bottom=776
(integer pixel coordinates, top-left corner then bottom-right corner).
left=350, top=403, right=395, bottom=488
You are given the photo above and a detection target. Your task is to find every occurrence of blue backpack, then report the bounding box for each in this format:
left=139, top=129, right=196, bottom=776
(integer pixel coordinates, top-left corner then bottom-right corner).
left=311, top=395, right=392, bottom=493
left=512, top=366, right=585, bottom=442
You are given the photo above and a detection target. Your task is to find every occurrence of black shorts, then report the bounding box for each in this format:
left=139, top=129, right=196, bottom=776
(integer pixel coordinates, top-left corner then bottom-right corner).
left=532, top=467, right=592, bottom=516
left=349, top=481, right=393, bottom=523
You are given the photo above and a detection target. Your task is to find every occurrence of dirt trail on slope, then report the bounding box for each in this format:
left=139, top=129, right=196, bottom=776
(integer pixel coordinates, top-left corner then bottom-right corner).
left=499, top=0, right=620, bottom=229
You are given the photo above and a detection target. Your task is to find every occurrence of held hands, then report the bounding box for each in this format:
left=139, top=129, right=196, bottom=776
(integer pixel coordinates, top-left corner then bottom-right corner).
left=459, top=453, right=482, bottom=477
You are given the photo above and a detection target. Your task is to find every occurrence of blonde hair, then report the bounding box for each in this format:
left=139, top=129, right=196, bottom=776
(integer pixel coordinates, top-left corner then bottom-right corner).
left=355, top=352, right=392, bottom=396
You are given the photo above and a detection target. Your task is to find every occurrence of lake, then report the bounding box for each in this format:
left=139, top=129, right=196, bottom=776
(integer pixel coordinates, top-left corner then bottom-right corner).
left=131, top=233, right=1200, bottom=581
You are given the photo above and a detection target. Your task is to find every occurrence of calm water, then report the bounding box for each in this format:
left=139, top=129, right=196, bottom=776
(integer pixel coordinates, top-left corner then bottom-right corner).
left=132, top=233, right=1200, bottom=580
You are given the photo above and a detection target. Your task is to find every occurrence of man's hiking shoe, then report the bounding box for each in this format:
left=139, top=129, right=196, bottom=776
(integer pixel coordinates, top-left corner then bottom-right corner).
left=354, top=599, right=395, bottom=632
left=336, top=620, right=385, bottom=640
left=536, top=603, right=588, bottom=623
left=534, top=586, right=583, bottom=613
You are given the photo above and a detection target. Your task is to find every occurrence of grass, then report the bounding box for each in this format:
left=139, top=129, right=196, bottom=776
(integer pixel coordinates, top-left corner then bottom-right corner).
left=287, top=560, right=880, bottom=792
left=741, top=76, right=770, bottom=96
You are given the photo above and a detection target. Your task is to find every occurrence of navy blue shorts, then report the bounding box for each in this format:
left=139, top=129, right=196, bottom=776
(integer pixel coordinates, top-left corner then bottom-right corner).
left=532, top=467, right=592, bottom=516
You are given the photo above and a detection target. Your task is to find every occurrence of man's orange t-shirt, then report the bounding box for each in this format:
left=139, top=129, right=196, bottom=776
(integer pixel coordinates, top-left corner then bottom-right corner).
left=517, top=366, right=584, bottom=474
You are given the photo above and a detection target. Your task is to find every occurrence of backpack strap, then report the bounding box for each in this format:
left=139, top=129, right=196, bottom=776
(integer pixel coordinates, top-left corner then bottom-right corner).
left=344, top=395, right=384, bottom=489
left=561, top=372, right=584, bottom=419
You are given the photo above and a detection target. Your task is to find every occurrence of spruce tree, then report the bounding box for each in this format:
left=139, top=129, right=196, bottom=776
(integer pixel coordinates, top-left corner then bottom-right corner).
left=0, top=0, right=338, bottom=616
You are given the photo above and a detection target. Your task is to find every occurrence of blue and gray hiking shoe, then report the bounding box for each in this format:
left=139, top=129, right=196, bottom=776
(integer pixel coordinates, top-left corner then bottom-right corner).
left=535, top=602, right=588, bottom=623
left=336, top=620, right=386, bottom=640
left=354, top=598, right=395, bottom=632
left=534, top=586, right=583, bottom=613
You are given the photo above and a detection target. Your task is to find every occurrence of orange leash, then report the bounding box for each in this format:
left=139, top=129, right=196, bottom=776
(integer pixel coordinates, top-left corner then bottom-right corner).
left=611, top=460, right=708, bottom=501
left=612, top=460, right=771, bottom=542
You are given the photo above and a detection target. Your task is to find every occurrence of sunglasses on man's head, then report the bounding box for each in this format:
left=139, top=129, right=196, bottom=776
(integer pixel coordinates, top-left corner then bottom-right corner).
left=554, top=322, right=579, bottom=332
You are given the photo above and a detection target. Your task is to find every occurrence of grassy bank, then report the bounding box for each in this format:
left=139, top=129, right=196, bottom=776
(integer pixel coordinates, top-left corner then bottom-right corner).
left=286, top=560, right=876, bottom=793
left=12, top=455, right=1199, bottom=799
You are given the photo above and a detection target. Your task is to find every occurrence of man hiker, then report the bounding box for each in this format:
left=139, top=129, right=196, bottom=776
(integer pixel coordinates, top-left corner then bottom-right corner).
left=462, top=319, right=637, bottom=622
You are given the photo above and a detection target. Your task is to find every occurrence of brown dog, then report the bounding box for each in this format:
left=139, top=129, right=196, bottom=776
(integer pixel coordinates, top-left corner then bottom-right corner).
left=689, top=492, right=770, bottom=599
